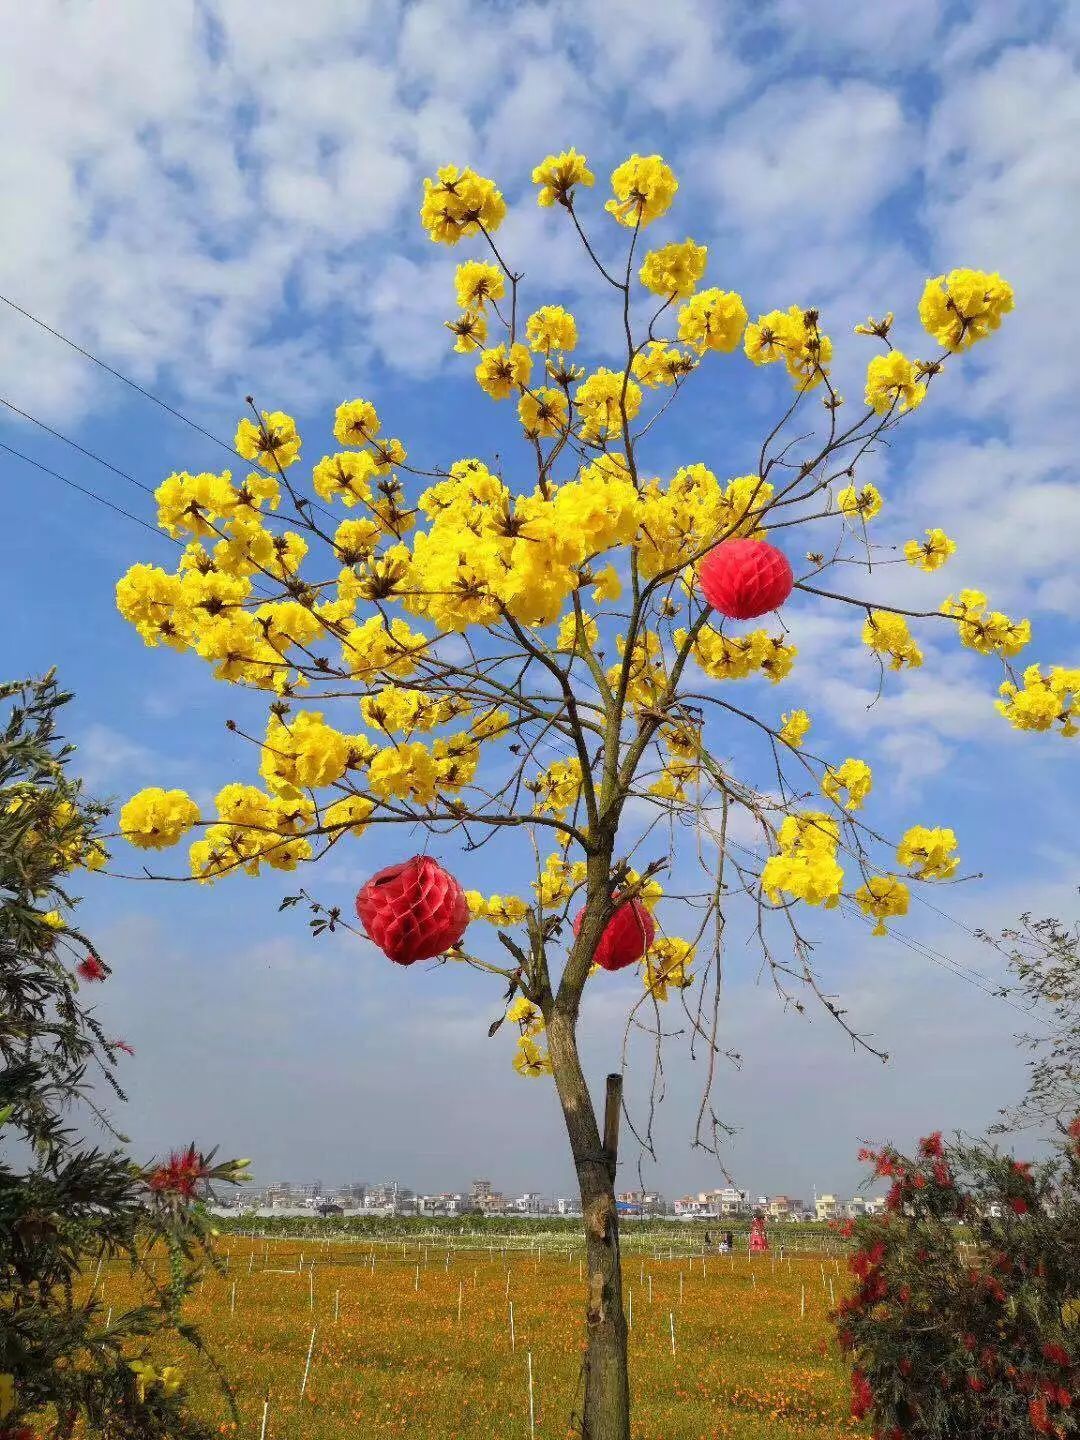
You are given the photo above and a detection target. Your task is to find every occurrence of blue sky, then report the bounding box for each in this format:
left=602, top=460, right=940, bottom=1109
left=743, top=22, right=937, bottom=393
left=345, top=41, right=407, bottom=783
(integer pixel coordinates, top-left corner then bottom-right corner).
left=1, top=0, right=1078, bottom=1203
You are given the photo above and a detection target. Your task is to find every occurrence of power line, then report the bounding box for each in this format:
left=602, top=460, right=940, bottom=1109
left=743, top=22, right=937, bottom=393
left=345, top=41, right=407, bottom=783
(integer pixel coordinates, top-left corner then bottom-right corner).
left=0, top=291, right=238, bottom=460
left=0, top=440, right=176, bottom=544
left=0, top=394, right=155, bottom=496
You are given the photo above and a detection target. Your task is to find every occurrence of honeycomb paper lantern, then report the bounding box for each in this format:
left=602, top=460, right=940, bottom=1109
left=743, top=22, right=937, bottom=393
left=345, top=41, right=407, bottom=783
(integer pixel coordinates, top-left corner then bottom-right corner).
left=572, top=898, right=656, bottom=972
left=698, top=538, right=793, bottom=620
left=355, top=855, right=470, bottom=965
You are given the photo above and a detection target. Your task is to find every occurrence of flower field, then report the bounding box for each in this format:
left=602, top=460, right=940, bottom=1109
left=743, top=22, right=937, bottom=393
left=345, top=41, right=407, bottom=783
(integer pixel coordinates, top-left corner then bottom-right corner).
left=86, top=1234, right=869, bottom=1439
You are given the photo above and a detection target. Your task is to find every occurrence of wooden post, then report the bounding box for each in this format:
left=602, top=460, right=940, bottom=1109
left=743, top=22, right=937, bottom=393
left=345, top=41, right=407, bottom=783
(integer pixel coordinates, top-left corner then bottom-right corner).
left=299, top=1327, right=316, bottom=1398
left=603, top=1072, right=622, bottom=1178
left=259, top=1399, right=269, bottom=1440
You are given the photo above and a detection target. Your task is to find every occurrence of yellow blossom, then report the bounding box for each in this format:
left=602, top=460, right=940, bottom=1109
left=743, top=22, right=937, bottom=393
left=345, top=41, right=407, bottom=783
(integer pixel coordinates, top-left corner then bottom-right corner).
left=918, top=268, right=1014, bottom=351
left=446, top=310, right=488, bottom=353
left=779, top=709, right=811, bottom=748
left=836, top=481, right=884, bottom=523
left=513, top=1036, right=553, bottom=1077
left=605, top=154, right=678, bottom=228
left=897, top=825, right=960, bottom=880
left=862, top=610, right=923, bottom=670
left=507, top=996, right=544, bottom=1036
left=420, top=165, right=506, bottom=244
left=644, top=937, right=695, bottom=1001
left=996, top=664, right=1078, bottom=737
left=532, top=149, right=594, bottom=208
left=519, top=387, right=569, bottom=439
left=942, top=590, right=1031, bottom=658
left=525, top=305, right=577, bottom=353
left=639, top=239, right=707, bottom=299
left=904, top=528, right=956, bottom=572
left=234, top=411, right=301, bottom=470
left=854, top=875, right=910, bottom=935
left=864, top=351, right=926, bottom=414
left=574, top=369, right=642, bottom=440
left=475, top=343, right=532, bottom=400
left=454, top=260, right=505, bottom=310
left=333, top=398, right=381, bottom=446
left=821, top=758, right=873, bottom=812
left=677, top=288, right=748, bottom=354
left=119, top=788, right=200, bottom=849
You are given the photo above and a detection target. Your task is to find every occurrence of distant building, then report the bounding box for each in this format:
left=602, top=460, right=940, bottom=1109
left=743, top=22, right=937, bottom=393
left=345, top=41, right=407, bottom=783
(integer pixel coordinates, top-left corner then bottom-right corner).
left=815, top=1193, right=840, bottom=1222
left=513, top=1193, right=548, bottom=1216
left=767, top=1195, right=798, bottom=1221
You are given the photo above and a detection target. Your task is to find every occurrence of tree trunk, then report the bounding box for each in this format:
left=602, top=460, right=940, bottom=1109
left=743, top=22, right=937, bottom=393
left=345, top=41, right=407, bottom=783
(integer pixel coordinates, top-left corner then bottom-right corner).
left=546, top=1010, right=630, bottom=1440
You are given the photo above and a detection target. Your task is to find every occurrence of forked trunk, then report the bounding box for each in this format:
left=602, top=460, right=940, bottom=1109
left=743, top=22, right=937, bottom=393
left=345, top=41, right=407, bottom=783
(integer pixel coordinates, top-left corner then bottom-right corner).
left=546, top=1011, right=631, bottom=1440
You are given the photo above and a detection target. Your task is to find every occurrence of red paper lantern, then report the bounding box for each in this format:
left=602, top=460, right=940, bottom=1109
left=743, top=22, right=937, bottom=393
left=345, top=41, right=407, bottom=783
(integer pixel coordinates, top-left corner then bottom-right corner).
left=572, top=897, right=655, bottom=971
left=698, top=538, right=793, bottom=620
left=355, top=855, right=470, bottom=965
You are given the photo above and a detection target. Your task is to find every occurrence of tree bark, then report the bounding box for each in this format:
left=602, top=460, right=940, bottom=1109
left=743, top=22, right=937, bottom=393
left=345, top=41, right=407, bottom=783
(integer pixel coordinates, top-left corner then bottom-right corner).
left=547, top=1010, right=630, bottom=1440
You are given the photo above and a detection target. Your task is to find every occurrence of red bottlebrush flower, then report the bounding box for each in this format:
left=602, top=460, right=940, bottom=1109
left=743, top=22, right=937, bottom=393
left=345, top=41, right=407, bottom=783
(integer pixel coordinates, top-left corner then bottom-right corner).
left=1011, top=1160, right=1033, bottom=1178
left=899, top=1358, right=913, bottom=1377
left=1028, top=1398, right=1053, bottom=1435
left=899, top=1285, right=911, bottom=1304
left=355, top=855, right=470, bottom=966
left=919, top=1130, right=944, bottom=1158
left=932, top=1159, right=952, bottom=1187
left=968, top=1376, right=985, bottom=1392
left=1043, top=1343, right=1071, bottom=1367
left=850, top=1241, right=886, bottom=1282
left=112, top=1039, right=135, bottom=1055
left=698, top=538, right=794, bottom=620
left=858, top=1146, right=877, bottom=1163
left=76, top=954, right=107, bottom=982
left=851, top=1368, right=874, bottom=1420
left=572, top=897, right=655, bottom=972
left=1008, top=1197, right=1030, bottom=1215
left=1068, top=1115, right=1080, bottom=1144
left=147, top=1143, right=210, bottom=1200
left=961, top=1333, right=977, bottom=1352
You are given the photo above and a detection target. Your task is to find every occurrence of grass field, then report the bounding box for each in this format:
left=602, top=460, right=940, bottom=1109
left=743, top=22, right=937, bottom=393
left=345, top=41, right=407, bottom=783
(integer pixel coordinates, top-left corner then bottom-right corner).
left=89, top=1234, right=868, bottom=1439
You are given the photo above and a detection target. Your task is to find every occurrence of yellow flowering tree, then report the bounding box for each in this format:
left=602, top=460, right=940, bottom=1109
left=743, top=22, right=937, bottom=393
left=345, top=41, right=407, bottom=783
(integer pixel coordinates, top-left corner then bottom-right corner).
left=113, top=149, right=1074, bottom=1440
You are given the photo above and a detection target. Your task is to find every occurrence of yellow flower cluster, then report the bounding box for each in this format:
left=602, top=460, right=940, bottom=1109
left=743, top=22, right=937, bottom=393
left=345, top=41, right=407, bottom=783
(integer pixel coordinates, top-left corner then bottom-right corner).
left=649, top=757, right=699, bottom=803
left=779, top=709, right=811, bottom=748
left=467, top=892, right=530, bottom=927
left=532, top=149, right=594, bottom=208
left=745, top=306, right=832, bottom=391
left=130, top=1361, right=183, bottom=1403
left=862, top=610, right=924, bottom=670
left=507, top=995, right=545, bottom=1036
left=574, top=368, right=642, bottom=439
left=513, top=1036, right=553, bottom=1077
left=639, top=239, right=707, bottom=298
left=919, top=269, right=1014, bottom=351
left=475, top=343, right=532, bottom=400
left=836, top=481, right=884, bottom=523
left=996, top=665, right=1078, bottom=737
left=904, top=528, right=956, bottom=572
left=854, top=875, right=910, bottom=936
left=531, top=757, right=583, bottom=817
left=420, top=165, right=506, bottom=244
left=644, top=937, right=694, bottom=1001
left=631, top=342, right=696, bottom=388
left=864, top=352, right=926, bottom=414
left=680, top=626, right=797, bottom=684
left=260, top=710, right=358, bottom=794
left=942, top=589, right=1030, bottom=658
left=605, top=154, right=678, bottom=227
left=520, top=387, right=570, bottom=439
left=534, top=851, right=588, bottom=907
left=821, top=757, right=873, bottom=812
left=677, top=288, right=748, bottom=353
left=761, top=812, right=844, bottom=910
left=235, top=411, right=302, bottom=470
left=119, top=788, right=201, bottom=850
left=525, top=304, right=577, bottom=353
left=360, top=686, right=470, bottom=736
left=190, top=784, right=314, bottom=882
left=455, top=260, right=504, bottom=311
left=897, top=825, right=960, bottom=880
left=637, top=468, right=771, bottom=578
left=8, top=794, right=108, bottom=873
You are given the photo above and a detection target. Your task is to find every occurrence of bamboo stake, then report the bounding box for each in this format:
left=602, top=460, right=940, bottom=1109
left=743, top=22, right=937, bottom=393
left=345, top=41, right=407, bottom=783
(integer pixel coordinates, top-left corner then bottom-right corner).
left=334, top=1288, right=340, bottom=1323
left=527, top=1350, right=536, bottom=1440
left=509, top=1300, right=516, bottom=1352
left=669, top=1312, right=676, bottom=1356
left=299, top=1327, right=316, bottom=1398
left=259, top=1400, right=269, bottom=1440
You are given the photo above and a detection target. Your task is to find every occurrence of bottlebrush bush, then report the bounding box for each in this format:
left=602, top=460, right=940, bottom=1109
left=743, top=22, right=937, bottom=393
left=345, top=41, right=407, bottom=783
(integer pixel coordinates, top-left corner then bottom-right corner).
left=833, top=1129, right=1080, bottom=1439
left=0, top=675, right=248, bottom=1439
